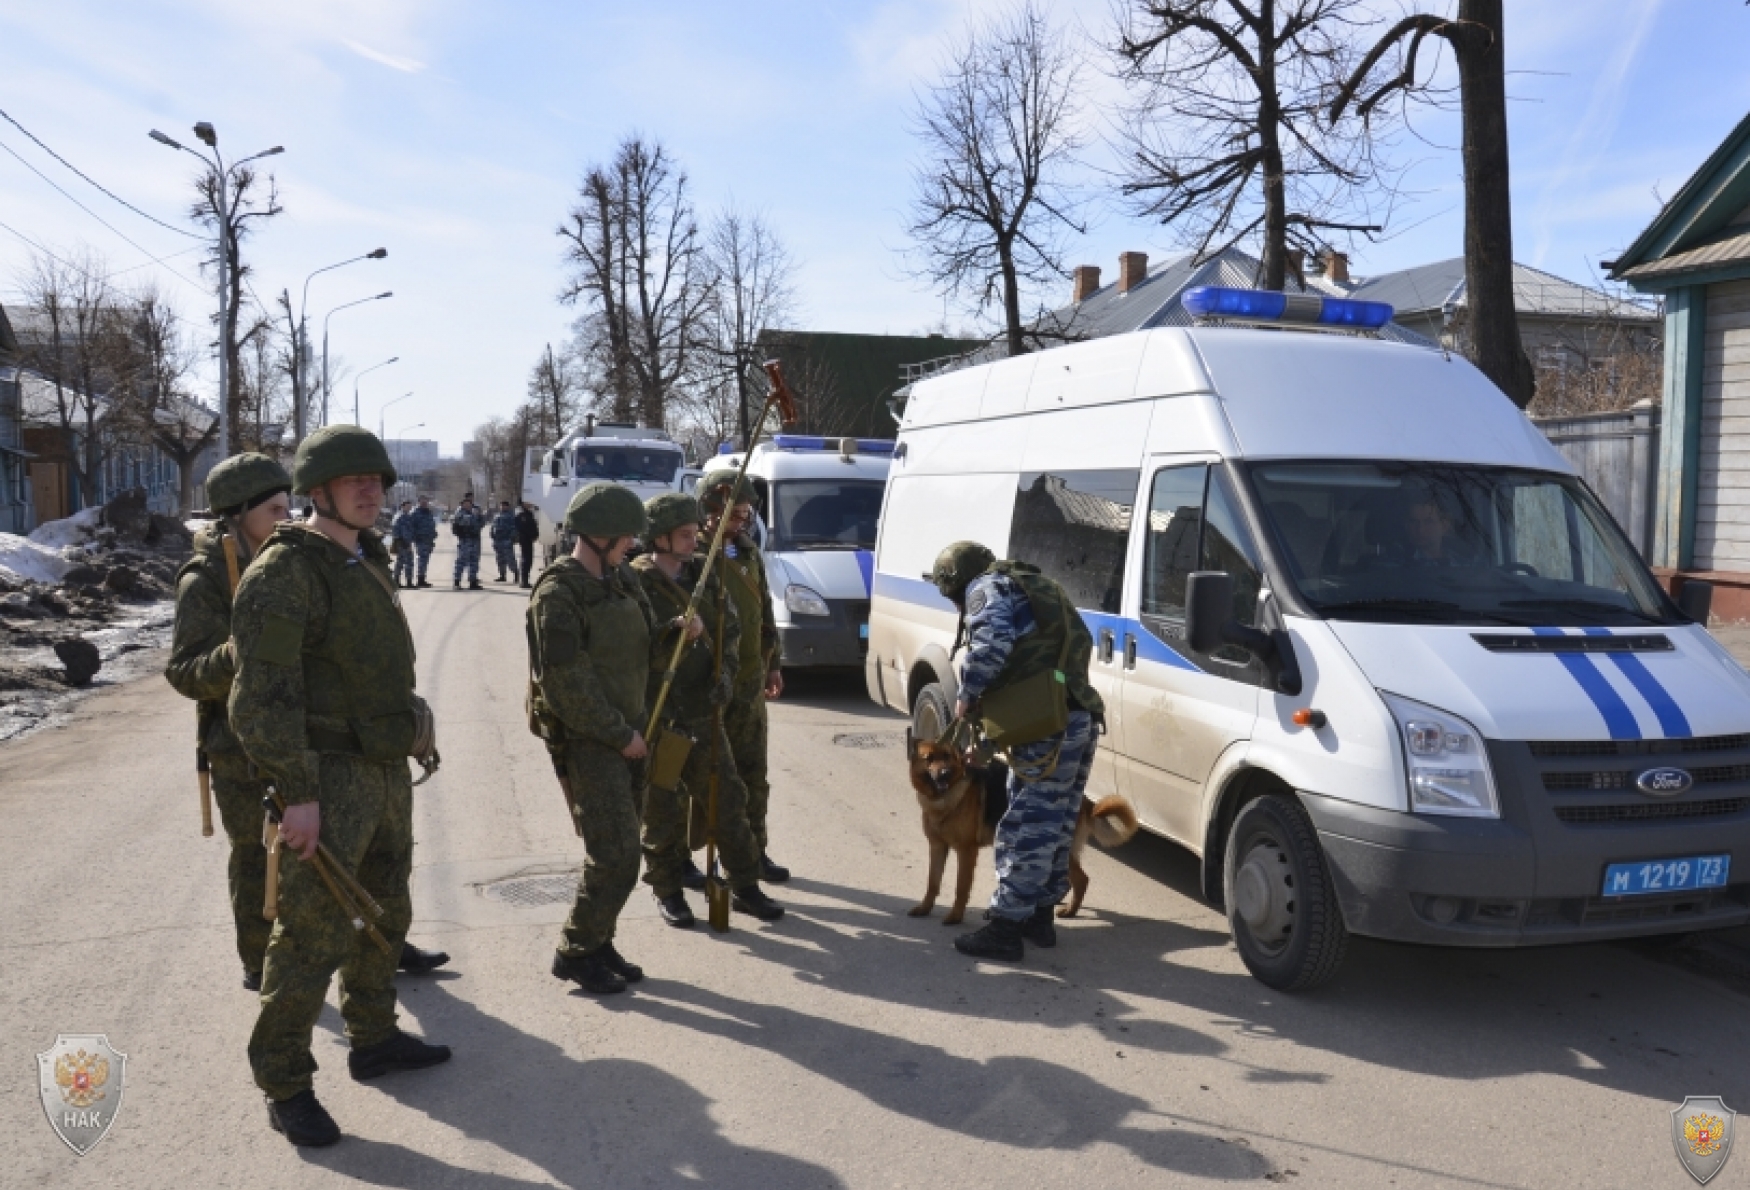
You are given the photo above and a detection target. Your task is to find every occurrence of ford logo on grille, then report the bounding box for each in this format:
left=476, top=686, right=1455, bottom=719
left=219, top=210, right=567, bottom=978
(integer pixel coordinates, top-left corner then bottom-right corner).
left=1636, top=767, right=1694, bottom=797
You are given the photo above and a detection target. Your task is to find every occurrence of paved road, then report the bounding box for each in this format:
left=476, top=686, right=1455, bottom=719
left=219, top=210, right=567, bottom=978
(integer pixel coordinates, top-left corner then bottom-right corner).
left=3, top=543, right=1745, bottom=1189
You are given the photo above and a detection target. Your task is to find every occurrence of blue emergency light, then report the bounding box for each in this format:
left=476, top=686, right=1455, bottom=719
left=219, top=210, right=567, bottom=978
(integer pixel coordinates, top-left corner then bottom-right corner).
left=1180, top=286, right=1393, bottom=330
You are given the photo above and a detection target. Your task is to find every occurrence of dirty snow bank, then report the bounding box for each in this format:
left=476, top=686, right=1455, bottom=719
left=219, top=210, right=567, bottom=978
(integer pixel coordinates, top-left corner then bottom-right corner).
left=0, top=534, right=72, bottom=584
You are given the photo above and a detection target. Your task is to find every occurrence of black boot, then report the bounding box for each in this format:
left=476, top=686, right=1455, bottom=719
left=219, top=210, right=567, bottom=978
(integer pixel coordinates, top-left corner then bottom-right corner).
left=470, top=580, right=483, bottom=591
left=551, top=949, right=627, bottom=994
left=954, top=915, right=1025, bottom=961
left=679, top=856, right=706, bottom=891
left=759, top=853, right=791, bottom=884
left=266, top=1089, right=340, bottom=1147
left=417, top=578, right=432, bottom=589
left=732, top=885, right=785, bottom=922
left=656, top=891, right=695, bottom=928
left=597, top=941, right=645, bottom=982
left=242, top=967, right=262, bottom=992
left=398, top=941, right=450, bottom=973
left=1019, top=905, right=1057, bottom=949
left=348, top=1030, right=452, bottom=1082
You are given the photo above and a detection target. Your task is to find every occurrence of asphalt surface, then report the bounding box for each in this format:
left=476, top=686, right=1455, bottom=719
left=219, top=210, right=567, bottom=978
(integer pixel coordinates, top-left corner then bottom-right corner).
left=3, top=542, right=1747, bottom=1189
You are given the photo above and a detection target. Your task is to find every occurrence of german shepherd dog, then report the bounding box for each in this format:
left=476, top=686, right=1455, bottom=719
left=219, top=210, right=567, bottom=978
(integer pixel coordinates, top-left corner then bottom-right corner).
left=907, top=737, right=1141, bottom=924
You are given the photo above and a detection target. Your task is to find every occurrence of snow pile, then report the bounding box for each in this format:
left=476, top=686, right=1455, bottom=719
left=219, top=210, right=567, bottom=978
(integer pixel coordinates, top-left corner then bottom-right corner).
left=27, top=508, right=100, bottom=549
left=0, top=533, right=72, bottom=584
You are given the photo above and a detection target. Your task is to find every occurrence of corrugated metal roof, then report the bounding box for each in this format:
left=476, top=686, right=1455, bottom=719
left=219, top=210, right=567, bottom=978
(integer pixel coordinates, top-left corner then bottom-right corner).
left=1346, top=258, right=1658, bottom=321
left=1616, top=226, right=1750, bottom=283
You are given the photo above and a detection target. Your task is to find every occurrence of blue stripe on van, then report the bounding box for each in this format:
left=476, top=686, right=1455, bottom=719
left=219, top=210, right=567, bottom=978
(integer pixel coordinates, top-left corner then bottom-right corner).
left=1533, top=627, right=1642, bottom=740
left=855, top=550, right=873, bottom=596
left=1583, top=627, right=1693, bottom=738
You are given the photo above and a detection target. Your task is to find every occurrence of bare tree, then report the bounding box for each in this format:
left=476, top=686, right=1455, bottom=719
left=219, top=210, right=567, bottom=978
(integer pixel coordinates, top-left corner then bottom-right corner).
left=906, top=2, right=1086, bottom=357
left=558, top=135, right=712, bottom=428
left=1114, top=0, right=1392, bottom=291
left=1331, top=0, right=1534, bottom=406
left=188, top=162, right=283, bottom=448
left=526, top=342, right=581, bottom=443
left=700, top=207, right=796, bottom=447
left=232, top=310, right=286, bottom=454
left=16, top=249, right=123, bottom=505
left=119, top=286, right=215, bottom=514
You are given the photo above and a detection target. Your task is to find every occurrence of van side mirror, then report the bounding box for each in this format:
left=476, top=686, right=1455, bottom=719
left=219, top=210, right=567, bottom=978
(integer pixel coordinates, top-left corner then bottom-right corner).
left=1183, top=570, right=1303, bottom=696
left=1678, top=580, right=1714, bottom=625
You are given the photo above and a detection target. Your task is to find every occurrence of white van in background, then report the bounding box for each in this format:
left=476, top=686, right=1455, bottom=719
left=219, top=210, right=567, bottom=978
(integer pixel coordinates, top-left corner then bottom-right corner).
left=867, top=287, right=1750, bottom=990
left=523, top=421, right=689, bottom=563
left=713, top=435, right=893, bottom=669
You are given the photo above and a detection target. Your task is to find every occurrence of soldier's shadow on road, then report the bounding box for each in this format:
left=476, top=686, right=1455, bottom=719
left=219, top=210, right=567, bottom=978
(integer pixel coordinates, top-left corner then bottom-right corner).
left=309, top=980, right=845, bottom=1190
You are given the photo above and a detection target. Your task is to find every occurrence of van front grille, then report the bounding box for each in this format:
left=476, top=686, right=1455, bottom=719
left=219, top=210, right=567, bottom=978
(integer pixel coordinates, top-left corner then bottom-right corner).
left=1529, top=735, right=1750, bottom=759
left=1552, top=798, right=1750, bottom=825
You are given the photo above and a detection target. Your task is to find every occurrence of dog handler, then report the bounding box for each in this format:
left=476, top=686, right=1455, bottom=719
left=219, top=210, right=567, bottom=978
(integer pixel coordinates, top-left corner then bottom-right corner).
left=525, top=482, right=659, bottom=994
left=927, top=541, right=1104, bottom=962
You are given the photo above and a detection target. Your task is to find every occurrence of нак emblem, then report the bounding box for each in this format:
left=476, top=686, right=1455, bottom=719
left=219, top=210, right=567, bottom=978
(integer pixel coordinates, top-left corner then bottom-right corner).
left=36, top=1034, right=126, bottom=1155
left=1672, top=1095, right=1736, bottom=1184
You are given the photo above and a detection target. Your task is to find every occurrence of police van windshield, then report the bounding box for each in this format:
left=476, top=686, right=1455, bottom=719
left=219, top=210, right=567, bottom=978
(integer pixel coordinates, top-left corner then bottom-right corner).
left=769, top=480, right=883, bottom=550
left=1248, top=461, right=1680, bottom=628
left=573, top=446, right=681, bottom=484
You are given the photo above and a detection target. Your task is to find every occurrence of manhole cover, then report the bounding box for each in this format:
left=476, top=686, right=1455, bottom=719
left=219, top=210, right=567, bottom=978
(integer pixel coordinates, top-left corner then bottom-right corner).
left=832, top=732, right=897, bottom=749
left=482, top=872, right=580, bottom=907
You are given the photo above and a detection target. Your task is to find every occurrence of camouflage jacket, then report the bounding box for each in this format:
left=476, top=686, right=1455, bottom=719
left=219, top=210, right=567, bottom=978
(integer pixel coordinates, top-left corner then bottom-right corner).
left=164, top=525, right=250, bottom=755
left=228, top=523, right=418, bottom=805
left=526, top=557, right=655, bottom=751
left=720, top=534, right=777, bottom=688
left=631, top=554, right=740, bottom=725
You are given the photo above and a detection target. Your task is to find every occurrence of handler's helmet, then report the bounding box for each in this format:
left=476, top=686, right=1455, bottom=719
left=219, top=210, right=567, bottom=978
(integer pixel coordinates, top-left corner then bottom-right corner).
left=292, top=425, right=397, bottom=496
left=926, top=541, right=995, bottom=604
left=644, top=492, right=703, bottom=544
left=206, top=452, right=292, bottom=515
left=697, top=468, right=760, bottom=513
left=564, top=482, right=648, bottom=538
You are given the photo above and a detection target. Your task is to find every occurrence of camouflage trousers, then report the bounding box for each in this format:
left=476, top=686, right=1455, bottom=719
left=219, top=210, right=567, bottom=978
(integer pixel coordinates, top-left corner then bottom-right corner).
left=641, top=717, right=760, bottom=897
left=249, top=755, right=413, bottom=1101
left=492, top=540, right=517, bottom=578
left=557, top=740, right=643, bottom=959
left=415, top=541, right=435, bottom=580
left=392, top=544, right=414, bottom=585
left=722, top=686, right=771, bottom=852
left=990, top=710, right=1096, bottom=922
left=209, top=752, right=274, bottom=978
left=453, top=538, right=481, bottom=583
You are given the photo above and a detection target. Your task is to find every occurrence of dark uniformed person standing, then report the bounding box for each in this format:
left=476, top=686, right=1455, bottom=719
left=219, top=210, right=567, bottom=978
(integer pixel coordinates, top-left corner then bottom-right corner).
left=926, top=541, right=1104, bottom=962
left=632, top=492, right=784, bottom=929
left=229, top=427, right=451, bottom=1147
left=697, top=469, right=789, bottom=884
left=525, top=482, right=659, bottom=994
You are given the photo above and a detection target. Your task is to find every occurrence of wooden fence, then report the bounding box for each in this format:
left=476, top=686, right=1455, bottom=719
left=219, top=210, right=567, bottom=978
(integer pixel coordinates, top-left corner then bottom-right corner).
left=1531, top=403, right=1660, bottom=559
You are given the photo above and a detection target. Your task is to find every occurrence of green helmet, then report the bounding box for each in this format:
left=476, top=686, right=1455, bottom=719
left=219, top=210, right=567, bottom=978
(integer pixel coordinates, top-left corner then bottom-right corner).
left=206, top=452, right=292, bottom=514
left=564, top=482, right=648, bottom=538
left=644, top=492, right=703, bottom=544
left=697, top=468, right=760, bottom=513
left=292, top=425, right=397, bottom=495
left=926, top=541, right=996, bottom=603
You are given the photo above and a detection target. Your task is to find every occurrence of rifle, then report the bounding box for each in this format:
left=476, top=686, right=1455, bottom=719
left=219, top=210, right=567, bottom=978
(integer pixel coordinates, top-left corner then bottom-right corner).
left=197, top=749, right=214, bottom=837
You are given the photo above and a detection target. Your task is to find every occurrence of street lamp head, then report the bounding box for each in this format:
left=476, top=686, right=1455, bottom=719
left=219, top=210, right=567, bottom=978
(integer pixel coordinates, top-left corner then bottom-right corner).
left=368, top=248, right=388, bottom=259
left=148, top=129, right=183, bottom=150
left=257, top=146, right=285, bottom=158
left=193, top=122, right=217, bottom=147
left=377, top=291, right=393, bottom=300
left=387, top=356, right=400, bottom=364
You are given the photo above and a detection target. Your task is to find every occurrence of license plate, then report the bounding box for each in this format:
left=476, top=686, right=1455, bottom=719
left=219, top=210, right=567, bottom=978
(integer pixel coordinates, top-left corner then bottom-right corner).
left=1601, top=855, right=1729, bottom=897
left=858, top=622, right=869, bottom=639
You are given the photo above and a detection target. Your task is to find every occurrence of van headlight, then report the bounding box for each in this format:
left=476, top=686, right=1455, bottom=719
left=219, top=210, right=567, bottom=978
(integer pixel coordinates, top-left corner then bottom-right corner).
left=1381, top=693, right=1499, bottom=818
left=784, top=584, right=829, bottom=617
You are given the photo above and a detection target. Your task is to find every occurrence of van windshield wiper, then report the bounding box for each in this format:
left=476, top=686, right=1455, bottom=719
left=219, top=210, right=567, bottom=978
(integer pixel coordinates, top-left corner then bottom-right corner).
left=1316, top=597, right=1465, bottom=621
left=1499, top=597, right=1667, bottom=624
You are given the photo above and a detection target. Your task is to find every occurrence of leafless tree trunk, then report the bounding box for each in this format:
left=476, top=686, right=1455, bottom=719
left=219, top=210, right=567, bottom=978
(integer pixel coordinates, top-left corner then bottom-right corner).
left=188, top=163, right=283, bottom=448
left=17, top=249, right=119, bottom=506
left=1332, top=0, right=1535, bottom=406
left=906, top=2, right=1086, bottom=356
left=1115, top=0, right=1391, bottom=291
left=526, top=342, right=580, bottom=444
left=700, top=207, right=796, bottom=447
left=123, top=286, right=215, bottom=514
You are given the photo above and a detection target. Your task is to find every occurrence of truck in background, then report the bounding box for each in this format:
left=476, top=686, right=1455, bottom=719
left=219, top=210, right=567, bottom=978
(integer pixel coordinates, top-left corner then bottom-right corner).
left=522, top=420, right=689, bottom=564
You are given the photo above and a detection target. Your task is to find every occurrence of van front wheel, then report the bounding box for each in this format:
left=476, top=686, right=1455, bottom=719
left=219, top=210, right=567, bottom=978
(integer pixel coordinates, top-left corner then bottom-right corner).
left=911, top=682, right=953, bottom=744
left=1224, top=794, right=1348, bottom=991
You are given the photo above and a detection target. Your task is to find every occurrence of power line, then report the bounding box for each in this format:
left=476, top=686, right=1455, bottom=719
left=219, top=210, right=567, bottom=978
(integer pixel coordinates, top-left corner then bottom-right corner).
left=0, top=105, right=199, bottom=240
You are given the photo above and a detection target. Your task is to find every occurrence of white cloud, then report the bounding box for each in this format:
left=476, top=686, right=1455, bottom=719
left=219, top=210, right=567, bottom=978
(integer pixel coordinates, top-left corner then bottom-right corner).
left=342, top=38, right=427, bottom=74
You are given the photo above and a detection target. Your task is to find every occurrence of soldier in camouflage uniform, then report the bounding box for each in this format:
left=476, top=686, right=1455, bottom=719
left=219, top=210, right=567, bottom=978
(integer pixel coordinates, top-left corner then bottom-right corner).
left=698, top=469, right=790, bottom=885
left=229, top=426, right=451, bottom=1147
left=525, top=482, right=660, bottom=995
left=633, top=492, right=785, bottom=929
left=927, top=541, right=1104, bottom=963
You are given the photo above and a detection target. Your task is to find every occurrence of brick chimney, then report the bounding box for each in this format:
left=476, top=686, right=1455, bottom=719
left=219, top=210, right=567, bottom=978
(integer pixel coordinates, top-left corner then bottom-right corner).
left=1320, top=249, right=1350, bottom=285
left=1071, top=265, right=1102, bottom=303
left=1118, top=252, right=1149, bottom=294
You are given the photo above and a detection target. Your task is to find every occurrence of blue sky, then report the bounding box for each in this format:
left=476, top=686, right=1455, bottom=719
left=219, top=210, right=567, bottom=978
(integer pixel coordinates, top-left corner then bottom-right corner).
left=1, top=1, right=1746, bottom=454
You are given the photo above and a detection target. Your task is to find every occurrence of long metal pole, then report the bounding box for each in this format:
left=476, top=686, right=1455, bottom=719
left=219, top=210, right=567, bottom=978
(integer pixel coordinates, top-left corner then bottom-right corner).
left=212, top=147, right=230, bottom=460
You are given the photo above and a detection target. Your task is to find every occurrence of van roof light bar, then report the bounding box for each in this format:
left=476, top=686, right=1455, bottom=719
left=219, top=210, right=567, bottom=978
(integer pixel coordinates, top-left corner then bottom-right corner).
left=1181, top=286, right=1394, bottom=332
left=769, top=434, right=896, bottom=455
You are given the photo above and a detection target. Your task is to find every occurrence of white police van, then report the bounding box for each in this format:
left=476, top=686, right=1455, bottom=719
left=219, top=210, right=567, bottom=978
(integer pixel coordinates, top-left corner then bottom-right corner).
left=713, top=435, right=893, bottom=669
left=867, top=286, right=1750, bottom=990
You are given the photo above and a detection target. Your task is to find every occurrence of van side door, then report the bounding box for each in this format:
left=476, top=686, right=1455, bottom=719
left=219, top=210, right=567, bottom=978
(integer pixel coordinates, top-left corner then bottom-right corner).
left=1117, top=459, right=1266, bottom=847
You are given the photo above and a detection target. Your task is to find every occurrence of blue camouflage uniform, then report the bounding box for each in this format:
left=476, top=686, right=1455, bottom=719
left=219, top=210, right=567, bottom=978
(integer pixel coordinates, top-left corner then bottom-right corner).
left=958, top=572, right=1098, bottom=923
left=407, top=505, right=439, bottom=581
left=451, top=504, right=485, bottom=584
left=390, top=508, right=417, bottom=585
left=489, top=508, right=518, bottom=579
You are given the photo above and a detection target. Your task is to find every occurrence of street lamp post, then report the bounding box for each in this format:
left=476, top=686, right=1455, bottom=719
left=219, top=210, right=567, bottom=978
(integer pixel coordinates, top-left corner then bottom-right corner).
left=320, top=292, right=392, bottom=427
left=354, top=358, right=399, bottom=426
left=295, top=249, right=386, bottom=443
left=379, top=391, right=414, bottom=442
left=149, top=124, right=283, bottom=461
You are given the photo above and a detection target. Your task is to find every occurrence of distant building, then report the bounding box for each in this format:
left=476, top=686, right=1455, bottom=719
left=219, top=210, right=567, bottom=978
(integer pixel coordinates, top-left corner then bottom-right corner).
left=0, top=305, right=29, bottom=534
left=754, top=329, right=985, bottom=440
left=384, top=438, right=439, bottom=475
